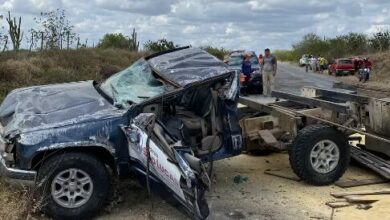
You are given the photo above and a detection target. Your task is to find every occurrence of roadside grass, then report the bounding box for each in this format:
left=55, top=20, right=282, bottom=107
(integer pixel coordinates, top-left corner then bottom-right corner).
left=368, top=50, right=390, bottom=84
left=0, top=48, right=144, bottom=102
left=0, top=181, right=31, bottom=219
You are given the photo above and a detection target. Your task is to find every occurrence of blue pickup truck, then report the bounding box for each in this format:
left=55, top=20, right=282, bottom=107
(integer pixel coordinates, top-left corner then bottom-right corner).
left=0, top=47, right=242, bottom=220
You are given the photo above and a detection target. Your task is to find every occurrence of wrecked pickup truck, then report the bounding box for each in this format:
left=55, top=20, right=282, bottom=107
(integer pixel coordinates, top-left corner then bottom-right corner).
left=0, top=47, right=241, bottom=219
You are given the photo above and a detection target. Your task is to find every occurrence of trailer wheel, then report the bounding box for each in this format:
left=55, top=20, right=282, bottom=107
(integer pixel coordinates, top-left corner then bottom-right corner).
left=289, top=124, right=350, bottom=185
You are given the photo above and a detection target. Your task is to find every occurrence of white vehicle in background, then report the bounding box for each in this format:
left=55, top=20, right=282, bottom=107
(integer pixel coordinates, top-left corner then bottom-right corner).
left=299, top=54, right=310, bottom=66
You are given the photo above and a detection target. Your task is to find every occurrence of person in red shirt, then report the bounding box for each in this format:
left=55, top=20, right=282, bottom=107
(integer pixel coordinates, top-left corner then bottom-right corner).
left=362, top=58, right=372, bottom=69
left=258, top=54, right=264, bottom=66
left=360, top=58, right=372, bottom=82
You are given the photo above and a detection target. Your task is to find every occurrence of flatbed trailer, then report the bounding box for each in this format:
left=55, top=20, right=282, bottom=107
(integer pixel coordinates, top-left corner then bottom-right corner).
left=238, top=87, right=390, bottom=185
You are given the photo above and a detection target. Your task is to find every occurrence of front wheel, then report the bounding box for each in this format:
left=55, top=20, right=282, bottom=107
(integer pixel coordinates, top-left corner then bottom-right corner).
left=289, top=124, right=350, bottom=185
left=36, top=152, right=111, bottom=220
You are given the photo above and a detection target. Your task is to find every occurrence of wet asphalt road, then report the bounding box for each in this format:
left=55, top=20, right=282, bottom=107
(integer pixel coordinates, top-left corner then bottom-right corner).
left=274, top=62, right=337, bottom=94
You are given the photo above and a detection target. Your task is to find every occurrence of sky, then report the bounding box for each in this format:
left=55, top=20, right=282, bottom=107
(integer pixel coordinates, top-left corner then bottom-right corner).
left=0, top=0, right=389, bottom=51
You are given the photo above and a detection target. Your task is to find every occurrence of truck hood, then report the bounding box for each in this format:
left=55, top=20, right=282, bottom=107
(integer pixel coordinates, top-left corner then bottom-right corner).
left=0, top=81, right=122, bottom=137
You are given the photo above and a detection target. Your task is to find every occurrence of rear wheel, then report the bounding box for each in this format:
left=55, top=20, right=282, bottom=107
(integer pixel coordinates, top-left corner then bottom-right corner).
left=289, top=124, right=350, bottom=185
left=36, top=152, right=111, bottom=220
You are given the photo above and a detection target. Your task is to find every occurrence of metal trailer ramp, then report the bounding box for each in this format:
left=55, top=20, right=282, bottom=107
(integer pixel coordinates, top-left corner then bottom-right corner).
left=351, top=146, right=390, bottom=180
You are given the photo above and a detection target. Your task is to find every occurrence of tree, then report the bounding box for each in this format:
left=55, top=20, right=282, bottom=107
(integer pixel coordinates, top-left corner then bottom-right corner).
left=6, top=11, right=23, bottom=51
left=29, top=9, right=77, bottom=50
left=370, top=30, right=390, bottom=52
left=0, top=14, right=8, bottom=52
left=97, top=31, right=139, bottom=51
left=343, top=32, right=368, bottom=55
left=292, top=33, right=329, bottom=57
left=144, top=38, right=177, bottom=52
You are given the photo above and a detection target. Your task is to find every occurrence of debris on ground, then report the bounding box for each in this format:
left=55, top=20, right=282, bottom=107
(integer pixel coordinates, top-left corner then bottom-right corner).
left=328, top=188, right=390, bottom=219
left=331, top=188, right=390, bottom=198
left=356, top=203, right=373, bottom=210
left=325, top=201, right=352, bottom=208
left=264, top=169, right=301, bottom=181
left=334, top=177, right=388, bottom=188
left=233, top=175, right=248, bottom=184
left=226, top=210, right=246, bottom=219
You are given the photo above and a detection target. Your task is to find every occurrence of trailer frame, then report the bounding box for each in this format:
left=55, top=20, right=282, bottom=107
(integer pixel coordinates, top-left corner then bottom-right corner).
left=238, top=86, right=390, bottom=184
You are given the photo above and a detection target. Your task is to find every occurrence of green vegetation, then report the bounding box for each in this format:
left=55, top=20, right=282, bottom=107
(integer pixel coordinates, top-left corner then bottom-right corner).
left=143, top=38, right=178, bottom=52
left=98, top=33, right=129, bottom=49
left=275, top=31, right=390, bottom=62
left=0, top=48, right=144, bottom=102
left=97, top=29, right=139, bottom=51
left=202, top=46, right=229, bottom=60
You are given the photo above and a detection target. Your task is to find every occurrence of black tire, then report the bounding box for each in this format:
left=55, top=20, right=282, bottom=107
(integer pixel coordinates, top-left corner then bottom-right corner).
left=36, top=152, right=111, bottom=220
left=289, top=124, right=350, bottom=185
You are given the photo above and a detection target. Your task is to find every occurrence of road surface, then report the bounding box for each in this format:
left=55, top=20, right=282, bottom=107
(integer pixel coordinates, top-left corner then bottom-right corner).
left=275, top=62, right=337, bottom=94
left=240, top=62, right=341, bottom=107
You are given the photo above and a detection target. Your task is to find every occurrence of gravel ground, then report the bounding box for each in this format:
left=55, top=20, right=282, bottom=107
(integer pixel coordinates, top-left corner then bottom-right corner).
left=97, top=152, right=389, bottom=220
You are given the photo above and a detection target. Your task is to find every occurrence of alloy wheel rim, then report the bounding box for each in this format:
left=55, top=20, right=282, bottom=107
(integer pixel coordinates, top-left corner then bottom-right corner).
left=310, top=140, right=340, bottom=174
left=51, top=168, right=93, bottom=208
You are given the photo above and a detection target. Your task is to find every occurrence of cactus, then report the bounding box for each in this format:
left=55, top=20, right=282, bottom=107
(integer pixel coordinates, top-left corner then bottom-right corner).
left=129, top=28, right=139, bottom=51
left=6, top=11, right=23, bottom=51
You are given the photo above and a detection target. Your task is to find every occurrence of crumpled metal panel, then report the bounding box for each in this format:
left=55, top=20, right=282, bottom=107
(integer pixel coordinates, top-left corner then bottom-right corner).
left=148, top=48, right=231, bottom=87
left=0, top=81, right=124, bottom=137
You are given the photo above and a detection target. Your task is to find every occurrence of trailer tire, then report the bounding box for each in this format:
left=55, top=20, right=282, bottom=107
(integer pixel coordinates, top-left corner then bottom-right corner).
left=36, top=152, right=111, bottom=220
left=289, top=124, right=350, bottom=185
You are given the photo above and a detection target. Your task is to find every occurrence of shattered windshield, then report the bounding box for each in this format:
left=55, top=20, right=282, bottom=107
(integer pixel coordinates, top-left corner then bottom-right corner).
left=100, top=58, right=165, bottom=107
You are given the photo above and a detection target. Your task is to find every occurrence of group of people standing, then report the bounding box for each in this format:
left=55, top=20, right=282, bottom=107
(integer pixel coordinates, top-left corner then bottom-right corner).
left=303, top=55, right=327, bottom=73
left=241, top=48, right=277, bottom=97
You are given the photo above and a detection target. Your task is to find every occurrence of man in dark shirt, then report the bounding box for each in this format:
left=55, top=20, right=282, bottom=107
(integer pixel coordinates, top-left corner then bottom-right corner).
left=241, top=53, right=252, bottom=95
left=242, top=53, right=252, bottom=78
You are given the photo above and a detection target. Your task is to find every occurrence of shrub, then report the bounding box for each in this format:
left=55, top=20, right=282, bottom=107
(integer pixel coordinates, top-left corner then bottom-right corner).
left=202, top=46, right=229, bottom=60
left=0, top=48, right=144, bottom=102
left=144, top=38, right=178, bottom=52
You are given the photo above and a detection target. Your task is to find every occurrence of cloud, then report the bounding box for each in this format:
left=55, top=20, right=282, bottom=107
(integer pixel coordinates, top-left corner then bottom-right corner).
left=0, top=0, right=388, bottom=51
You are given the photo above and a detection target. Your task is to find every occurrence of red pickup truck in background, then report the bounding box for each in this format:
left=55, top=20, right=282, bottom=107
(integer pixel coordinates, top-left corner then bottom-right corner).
left=328, top=58, right=355, bottom=76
